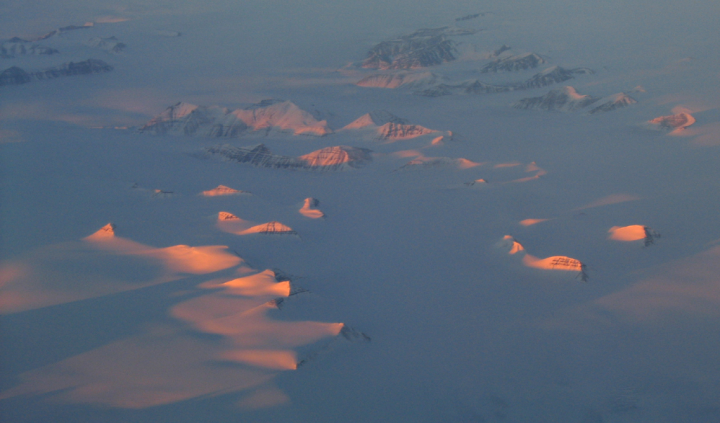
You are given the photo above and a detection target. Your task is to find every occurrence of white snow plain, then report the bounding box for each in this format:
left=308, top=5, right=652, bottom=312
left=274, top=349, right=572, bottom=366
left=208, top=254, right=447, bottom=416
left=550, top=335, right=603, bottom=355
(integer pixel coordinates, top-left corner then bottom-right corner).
left=2, top=0, right=720, bottom=422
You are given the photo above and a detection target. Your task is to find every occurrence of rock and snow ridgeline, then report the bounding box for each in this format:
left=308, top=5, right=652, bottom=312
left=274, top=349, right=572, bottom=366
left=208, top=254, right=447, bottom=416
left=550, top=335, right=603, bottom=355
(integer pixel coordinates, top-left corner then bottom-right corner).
left=299, top=198, right=325, bottom=219
left=648, top=112, right=696, bottom=132
left=499, top=235, right=588, bottom=280
left=356, top=71, right=448, bottom=90
left=479, top=52, right=546, bottom=73
left=512, top=86, right=637, bottom=114
left=1, top=38, right=58, bottom=57
left=0, top=59, right=113, bottom=86
left=341, top=110, right=446, bottom=141
left=200, top=185, right=249, bottom=197
left=140, top=99, right=332, bottom=137
left=205, top=144, right=373, bottom=172
left=87, top=36, right=126, bottom=53
left=358, top=65, right=594, bottom=97
left=141, top=101, right=449, bottom=144
left=361, top=27, right=471, bottom=70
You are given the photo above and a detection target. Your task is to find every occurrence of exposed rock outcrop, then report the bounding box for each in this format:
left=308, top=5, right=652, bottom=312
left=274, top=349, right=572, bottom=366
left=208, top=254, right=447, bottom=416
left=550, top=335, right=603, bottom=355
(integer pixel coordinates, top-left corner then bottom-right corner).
left=1, top=39, right=58, bottom=57
left=362, top=28, right=458, bottom=70
left=140, top=99, right=331, bottom=137
left=0, top=59, right=112, bottom=87
left=648, top=112, right=695, bottom=131
left=587, top=93, right=637, bottom=114
left=479, top=52, right=546, bottom=73
left=512, top=86, right=599, bottom=111
left=343, top=110, right=440, bottom=140
left=205, top=144, right=372, bottom=171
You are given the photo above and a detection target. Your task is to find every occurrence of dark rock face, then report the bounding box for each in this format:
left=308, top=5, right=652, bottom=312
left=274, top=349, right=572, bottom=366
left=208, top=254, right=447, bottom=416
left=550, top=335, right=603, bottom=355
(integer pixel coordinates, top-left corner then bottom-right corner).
left=1, top=41, right=58, bottom=57
left=205, top=144, right=372, bottom=171
left=587, top=93, right=637, bottom=114
left=461, top=80, right=513, bottom=94
left=140, top=99, right=330, bottom=137
left=517, top=66, right=576, bottom=89
left=0, top=59, right=113, bottom=87
left=480, top=52, right=546, bottom=73
left=362, top=28, right=457, bottom=70
left=412, top=66, right=594, bottom=97
left=512, top=87, right=636, bottom=114
left=512, top=86, right=600, bottom=111
left=0, top=66, right=32, bottom=86
left=32, top=59, right=113, bottom=80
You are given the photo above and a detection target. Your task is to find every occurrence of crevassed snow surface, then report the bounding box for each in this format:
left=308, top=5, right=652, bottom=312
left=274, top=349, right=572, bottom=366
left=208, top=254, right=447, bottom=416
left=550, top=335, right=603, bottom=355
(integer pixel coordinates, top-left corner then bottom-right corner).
left=2, top=0, right=720, bottom=422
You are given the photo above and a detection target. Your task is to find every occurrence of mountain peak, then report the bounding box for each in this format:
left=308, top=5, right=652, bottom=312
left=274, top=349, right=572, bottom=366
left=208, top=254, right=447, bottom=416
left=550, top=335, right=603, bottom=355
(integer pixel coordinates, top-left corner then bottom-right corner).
left=480, top=52, right=546, bottom=73
left=84, top=223, right=116, bottom=240
left=512, top=86, right=600, bottom=111
left=588, top=93, right=637, bottom=114
left=201, top=185, right=246, bottom=197
left=140, top=100, right=330, bottom=137
left=218, top=211, right=240, bottom=221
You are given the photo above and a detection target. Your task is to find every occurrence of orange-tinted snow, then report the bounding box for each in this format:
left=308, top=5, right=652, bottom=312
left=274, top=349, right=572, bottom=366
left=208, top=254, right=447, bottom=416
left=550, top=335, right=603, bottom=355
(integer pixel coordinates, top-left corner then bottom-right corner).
left=201, top=185, right=242, bottom=196
left=299, top=198, right=325, bottom=218
left=574, top=194, right=641, bottom=210
left=0, top=225, right=241, bottom=313
left=137, top=245, right=242, bottom=274
left=608, top=225, right=647, bottom=241
left=202, top=269, right=292, bottom=297
left=217, top=350, right=298, bottom=370
left=649, top=111, right=696, bottom=134
left=241, top=222, right=296, bottom=235
left=0, top=326, right=276, bottom=408
left=494, top=162, right=522, bottom=168
left=502, top=235, right=525, bottom=254
left=519, top=218, right=550, bottom=226
left=2, top=259, right=344, bottom=406
left=523, top=254, right=583, bottom=271
left=83, top=222, right=116, bottom=239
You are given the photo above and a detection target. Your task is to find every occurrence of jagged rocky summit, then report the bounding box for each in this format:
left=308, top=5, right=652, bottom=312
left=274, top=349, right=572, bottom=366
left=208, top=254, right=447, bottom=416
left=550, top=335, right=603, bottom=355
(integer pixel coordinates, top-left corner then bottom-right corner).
left=88, top=36, right=126, bottom=53
left=140, top=99, right=331, bottom=137
left=1, top=39, right=58, bottom=57
left=342, top=110, right=441, bottom=140
left=414, top=66, right=593, bottom=97
left=362, top=27, right=467, bottom=70
left=512, top=86, right=599, bottom=111
left=513, top=86, right=637, bottom=114
left=358, top=64, right=594, bottom=98
left=587, top=92, right=637, bottom=114
left=0, top=59, right=112, bottom=87
left=205, top=144, right=372, bottom=171
left=479, top=52, right=546, bottom=73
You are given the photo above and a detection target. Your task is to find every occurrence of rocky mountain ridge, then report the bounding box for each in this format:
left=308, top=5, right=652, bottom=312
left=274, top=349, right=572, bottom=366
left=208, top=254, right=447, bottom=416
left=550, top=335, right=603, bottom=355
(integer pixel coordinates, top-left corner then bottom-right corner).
left=0, top=59, right=112, bottom=86
left=140, top=99, right=331, bottom=137
left=205, top=144, right=373, bottom=171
